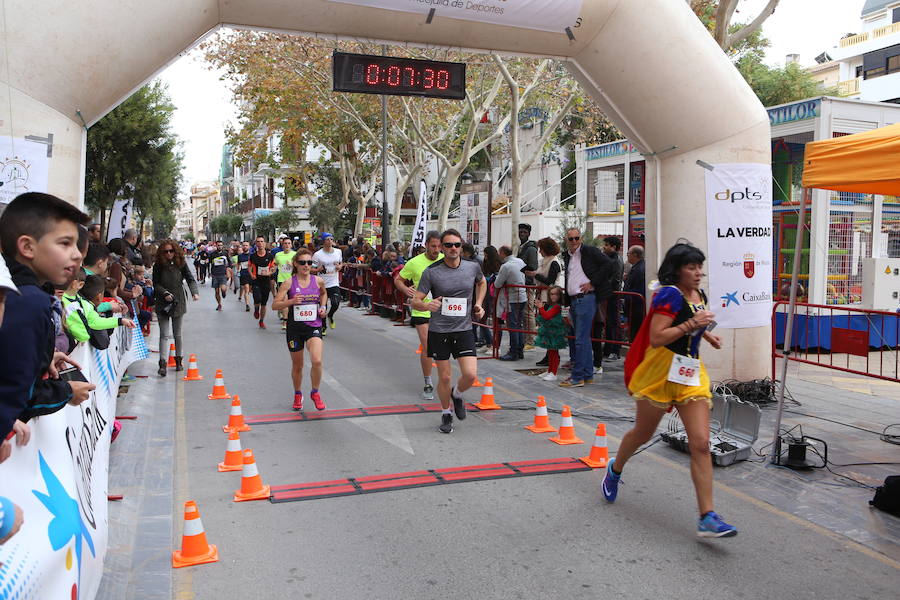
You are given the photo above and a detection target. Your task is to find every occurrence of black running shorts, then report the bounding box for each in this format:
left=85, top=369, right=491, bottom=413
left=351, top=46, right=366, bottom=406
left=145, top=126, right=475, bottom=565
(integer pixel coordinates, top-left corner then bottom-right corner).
left=410, top=316, right=430, bottom=327
left=252, top=279, right=271, bottom=305
left=286, top=323, right=323, bottom=352
left=427, top=330, right=477, bottom=360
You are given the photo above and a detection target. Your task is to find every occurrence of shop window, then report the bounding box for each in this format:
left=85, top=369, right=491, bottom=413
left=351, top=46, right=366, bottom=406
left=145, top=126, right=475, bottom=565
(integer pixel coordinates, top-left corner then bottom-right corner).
left=588, top=165, right=624, bottom=214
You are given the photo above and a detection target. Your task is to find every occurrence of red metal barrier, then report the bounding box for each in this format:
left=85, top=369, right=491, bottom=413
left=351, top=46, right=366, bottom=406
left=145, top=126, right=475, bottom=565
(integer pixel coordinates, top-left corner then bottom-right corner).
left=489, top=284, right=645, bottom=359
left=772, top=300, right=900, bottom=383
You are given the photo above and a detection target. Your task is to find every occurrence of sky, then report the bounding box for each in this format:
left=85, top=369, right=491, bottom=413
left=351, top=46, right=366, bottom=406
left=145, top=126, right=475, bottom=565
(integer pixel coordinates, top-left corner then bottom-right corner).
left=154, top=0, right=868, bottom=199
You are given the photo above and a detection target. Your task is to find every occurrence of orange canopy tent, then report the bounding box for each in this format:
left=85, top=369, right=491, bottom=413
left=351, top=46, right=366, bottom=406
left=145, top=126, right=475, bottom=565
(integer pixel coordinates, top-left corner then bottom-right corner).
left=801, top=122, right=900, bottom=195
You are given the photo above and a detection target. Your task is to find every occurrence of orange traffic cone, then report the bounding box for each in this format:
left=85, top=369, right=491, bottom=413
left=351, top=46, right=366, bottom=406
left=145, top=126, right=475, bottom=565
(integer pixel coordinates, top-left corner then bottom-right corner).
left=166, top=343, right=176, bottom=368
left=579, top=423, right=609, bottom=468
left=233, top=449, right=270, bottom=502
left=525, top=396, right=557, bottom=433
left=472, top=376, right=483, bottom=387
left=207, top=369, right=232, bottom=400
left=222, top=395, right=251, bottom=433
left=182, top=354, right=204, bottom=381
left=416, top=344, right=422, bottom=354
left=549, top=405, right=583, bottom=445
left=172, top=500, right=218, bottom=568
left=474, top=377, right=501, bottom=410
left=218, top=430, right=244, bottom=472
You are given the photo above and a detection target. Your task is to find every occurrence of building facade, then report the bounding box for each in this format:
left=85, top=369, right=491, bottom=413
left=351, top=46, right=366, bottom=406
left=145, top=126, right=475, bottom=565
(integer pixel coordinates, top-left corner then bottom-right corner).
left=829, top=0, right=900, bottom=102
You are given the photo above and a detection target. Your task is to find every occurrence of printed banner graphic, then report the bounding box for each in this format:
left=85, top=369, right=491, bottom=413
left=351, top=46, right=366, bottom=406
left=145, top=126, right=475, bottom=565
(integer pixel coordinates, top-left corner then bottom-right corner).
left=106, top=199, right=132, bottom=242
left=0, top=136, right=50, bottom=204
left=0, top=321, right=149, bottom=600
left=705, top=163, right=773, bottom=329
left=328, top=0, right=583, bottom=33
left=410, top=180, right=428, bottom=254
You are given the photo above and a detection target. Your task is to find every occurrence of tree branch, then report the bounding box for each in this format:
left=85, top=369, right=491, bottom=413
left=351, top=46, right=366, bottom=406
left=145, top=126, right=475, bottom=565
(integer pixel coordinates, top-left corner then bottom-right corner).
left=725, top=0, right=780, bottom=51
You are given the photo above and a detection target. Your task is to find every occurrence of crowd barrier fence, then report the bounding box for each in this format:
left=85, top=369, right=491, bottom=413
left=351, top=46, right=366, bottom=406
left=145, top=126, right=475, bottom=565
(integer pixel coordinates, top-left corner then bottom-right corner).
left=772, top=300, right=900, bottom=383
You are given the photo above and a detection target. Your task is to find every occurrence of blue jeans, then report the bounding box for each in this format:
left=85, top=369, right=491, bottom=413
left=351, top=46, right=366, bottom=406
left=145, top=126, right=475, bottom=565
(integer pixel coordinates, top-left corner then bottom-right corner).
left=570, top=293, right=597, bottom=382
left=508, top=301, right=525, bottom=355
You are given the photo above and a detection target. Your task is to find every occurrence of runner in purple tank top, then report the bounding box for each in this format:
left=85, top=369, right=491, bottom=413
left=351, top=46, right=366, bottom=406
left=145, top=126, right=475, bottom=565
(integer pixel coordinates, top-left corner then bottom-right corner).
left=272, top=249, right=327, bottom=411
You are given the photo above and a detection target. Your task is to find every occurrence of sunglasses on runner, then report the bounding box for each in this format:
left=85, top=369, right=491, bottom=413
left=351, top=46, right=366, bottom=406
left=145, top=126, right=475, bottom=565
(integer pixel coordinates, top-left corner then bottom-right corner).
left=442, top=242, right=462, bottom=248
left=295, top=260, right=314, bottom=265
left=567, top=236, right=580, bottom=241
left=163, top=248, right=175, bottom=253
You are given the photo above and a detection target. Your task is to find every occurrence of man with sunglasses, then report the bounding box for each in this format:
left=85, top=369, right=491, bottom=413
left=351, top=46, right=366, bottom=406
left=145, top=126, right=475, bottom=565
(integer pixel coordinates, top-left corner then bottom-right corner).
left=561, top=227, right=614, bottom=388
left=413, top=229, right=486, bottom=434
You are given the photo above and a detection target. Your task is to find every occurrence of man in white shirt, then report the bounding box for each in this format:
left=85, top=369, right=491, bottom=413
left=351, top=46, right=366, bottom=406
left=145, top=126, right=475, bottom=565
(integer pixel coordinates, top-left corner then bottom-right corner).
left=312, top=233, right=344, bottom=329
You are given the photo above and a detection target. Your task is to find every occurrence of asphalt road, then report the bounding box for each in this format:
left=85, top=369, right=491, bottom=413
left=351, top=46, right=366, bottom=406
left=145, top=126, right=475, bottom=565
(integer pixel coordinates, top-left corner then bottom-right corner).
left=168, top=284, right=899, bottom=599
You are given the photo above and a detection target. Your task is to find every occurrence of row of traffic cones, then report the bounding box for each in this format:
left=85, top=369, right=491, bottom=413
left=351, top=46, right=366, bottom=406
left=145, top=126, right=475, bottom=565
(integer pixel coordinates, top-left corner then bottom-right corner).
left=524, top=396, right=609, bottom=468
left=174, top=364, right=271, bottom=568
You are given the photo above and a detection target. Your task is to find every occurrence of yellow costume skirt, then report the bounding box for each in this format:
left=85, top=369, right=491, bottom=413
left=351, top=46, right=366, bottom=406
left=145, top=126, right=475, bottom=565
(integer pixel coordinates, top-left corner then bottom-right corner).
left=627, top=345, right=712, bottom=410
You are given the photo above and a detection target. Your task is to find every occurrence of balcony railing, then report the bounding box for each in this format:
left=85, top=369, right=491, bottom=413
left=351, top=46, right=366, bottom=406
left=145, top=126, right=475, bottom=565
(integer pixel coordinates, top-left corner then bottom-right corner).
left=840, top=32, right=869, bottom=48
left=838, top=22, right=900, bottom=49
left=838, top=77, right=861, bottom=96
left=873, top=21, right=900, bottom=39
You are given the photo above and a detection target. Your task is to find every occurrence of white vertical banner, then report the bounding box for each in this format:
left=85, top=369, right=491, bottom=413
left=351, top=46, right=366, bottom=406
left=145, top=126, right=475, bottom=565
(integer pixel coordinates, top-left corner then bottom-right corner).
left=705, top=163, right=773, bottom=328
left=106, top=199, right=131, bottom=242
left=0, top=136, right=51, bottom=204
left=327, top=0, right=583, bottom=33
left=410, top=180, right=428, bottom=254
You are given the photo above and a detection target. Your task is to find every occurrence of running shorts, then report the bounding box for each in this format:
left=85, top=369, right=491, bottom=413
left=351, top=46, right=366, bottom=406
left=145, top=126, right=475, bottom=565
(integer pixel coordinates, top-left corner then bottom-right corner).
left=239, top=271, right=252, bottom=286
left=286, top=323, right=323, bottom=352
left=427, top=330, right=476, bottom=360
left=252, top=279, right=271, bottom=305
left=212, top=275, right=229, bottom=289
left=410, top=316, right=430, bottom=327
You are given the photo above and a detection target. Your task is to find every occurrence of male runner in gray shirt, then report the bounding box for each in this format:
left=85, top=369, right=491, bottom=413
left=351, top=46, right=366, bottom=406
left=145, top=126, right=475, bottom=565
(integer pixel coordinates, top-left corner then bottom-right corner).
left=414, top=229, right=487, bottom=434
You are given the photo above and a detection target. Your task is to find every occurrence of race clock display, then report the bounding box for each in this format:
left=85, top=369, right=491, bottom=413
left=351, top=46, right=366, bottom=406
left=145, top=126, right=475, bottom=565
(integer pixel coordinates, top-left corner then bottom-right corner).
left=332, top=52, right=466, bottom=100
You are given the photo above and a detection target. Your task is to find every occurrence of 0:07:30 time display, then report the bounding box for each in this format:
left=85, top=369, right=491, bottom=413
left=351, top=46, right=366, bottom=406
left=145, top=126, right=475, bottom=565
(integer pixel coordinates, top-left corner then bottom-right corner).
left=351, top=63, right=453, bottom=90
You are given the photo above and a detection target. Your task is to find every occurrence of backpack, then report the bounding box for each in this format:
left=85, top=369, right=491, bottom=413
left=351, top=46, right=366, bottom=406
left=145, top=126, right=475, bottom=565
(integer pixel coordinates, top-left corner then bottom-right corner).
left=869, top=475, right=900, bottom=516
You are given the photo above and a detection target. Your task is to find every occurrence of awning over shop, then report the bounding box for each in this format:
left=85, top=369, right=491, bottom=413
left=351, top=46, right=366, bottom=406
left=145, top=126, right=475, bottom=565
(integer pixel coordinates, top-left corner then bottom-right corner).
left=801, top=122, right=900, bottom=195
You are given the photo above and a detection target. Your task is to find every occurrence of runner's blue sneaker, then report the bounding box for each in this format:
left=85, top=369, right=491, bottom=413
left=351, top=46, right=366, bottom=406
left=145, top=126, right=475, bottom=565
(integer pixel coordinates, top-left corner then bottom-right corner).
left=697, top=512, right=738, bottom=538
left=602, top=458, right=621, bottom=503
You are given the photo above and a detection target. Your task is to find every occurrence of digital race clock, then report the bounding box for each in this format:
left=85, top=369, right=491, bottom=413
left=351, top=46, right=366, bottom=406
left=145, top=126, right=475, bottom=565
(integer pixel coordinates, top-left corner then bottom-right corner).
left=332, top=52, right=466, bottom=100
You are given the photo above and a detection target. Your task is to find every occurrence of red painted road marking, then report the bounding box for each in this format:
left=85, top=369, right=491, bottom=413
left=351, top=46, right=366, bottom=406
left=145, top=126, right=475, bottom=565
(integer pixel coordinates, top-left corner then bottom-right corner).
left=269, top=457, right=591, bottom=503
left=245, top=402, right=481, bottom=425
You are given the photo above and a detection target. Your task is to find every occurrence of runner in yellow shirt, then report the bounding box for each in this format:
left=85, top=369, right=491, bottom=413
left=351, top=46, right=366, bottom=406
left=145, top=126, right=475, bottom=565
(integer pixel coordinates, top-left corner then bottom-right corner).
left=274, top=237, right=297, bottom=331
left=394, top=231, right=443, bottom=400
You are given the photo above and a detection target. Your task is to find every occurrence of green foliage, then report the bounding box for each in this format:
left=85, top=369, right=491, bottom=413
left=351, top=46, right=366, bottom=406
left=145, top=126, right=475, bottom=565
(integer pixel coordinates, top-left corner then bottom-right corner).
left=253, top=213, right=276, bottom=239
left=152, top=210, right=176, bottom=240
left=270, top=206, right=300, bottom=233
left=183, top=232, right=195, bottom=241
left=209, top=213, right=243, bottom=237
left=308, top=164, right=358, bottom=237
left=737, top=58, right=838, bottom=106
left=86, top=81, right=183, bottom=237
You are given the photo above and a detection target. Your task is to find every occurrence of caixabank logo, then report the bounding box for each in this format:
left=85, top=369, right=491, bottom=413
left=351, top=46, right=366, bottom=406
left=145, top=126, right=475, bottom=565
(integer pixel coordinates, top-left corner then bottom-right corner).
left=721, top=289, right=771, bottom=308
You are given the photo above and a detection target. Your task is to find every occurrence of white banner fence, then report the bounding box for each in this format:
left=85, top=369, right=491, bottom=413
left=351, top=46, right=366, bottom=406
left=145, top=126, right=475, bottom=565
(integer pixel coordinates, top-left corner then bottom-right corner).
left=0, top=316, right=149, bottom=600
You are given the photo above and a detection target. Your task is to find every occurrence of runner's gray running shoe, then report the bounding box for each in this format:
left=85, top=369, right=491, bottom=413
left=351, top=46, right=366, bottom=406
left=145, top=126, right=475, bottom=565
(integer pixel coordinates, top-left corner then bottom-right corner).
left=439, top=413, right=453, bottom=434
left=423, top=385, right=434, bottom=401
left=451, top=387, right=467, bottom=420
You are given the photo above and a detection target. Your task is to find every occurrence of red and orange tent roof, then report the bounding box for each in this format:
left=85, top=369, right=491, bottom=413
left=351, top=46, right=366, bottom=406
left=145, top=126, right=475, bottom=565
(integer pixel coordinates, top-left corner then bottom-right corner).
left=801, top=122, right=900, bottom=196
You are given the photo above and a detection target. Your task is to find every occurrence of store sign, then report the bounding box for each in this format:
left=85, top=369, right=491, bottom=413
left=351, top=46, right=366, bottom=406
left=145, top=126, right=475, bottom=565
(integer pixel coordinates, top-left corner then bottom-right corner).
left=585, top=141, right=636, bottom=162
left=327, top=0, right=583, bottom=33
left=706, top=163, right=773, bottom=328
left=768, top=99, right=820, bottom=126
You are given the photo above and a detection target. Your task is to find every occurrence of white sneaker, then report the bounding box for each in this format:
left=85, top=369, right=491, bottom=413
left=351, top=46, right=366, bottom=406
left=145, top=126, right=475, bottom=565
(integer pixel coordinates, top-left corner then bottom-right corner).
left=541, top=372, right=557, bottom=381
left=594, top=366, right=604, bottom=375
left=479, top=346, right=493, bottom=355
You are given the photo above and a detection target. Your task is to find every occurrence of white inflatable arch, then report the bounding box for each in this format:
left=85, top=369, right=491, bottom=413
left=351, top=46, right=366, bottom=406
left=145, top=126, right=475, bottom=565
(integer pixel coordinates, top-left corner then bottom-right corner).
left=1, top=0, right=770, bottom=378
